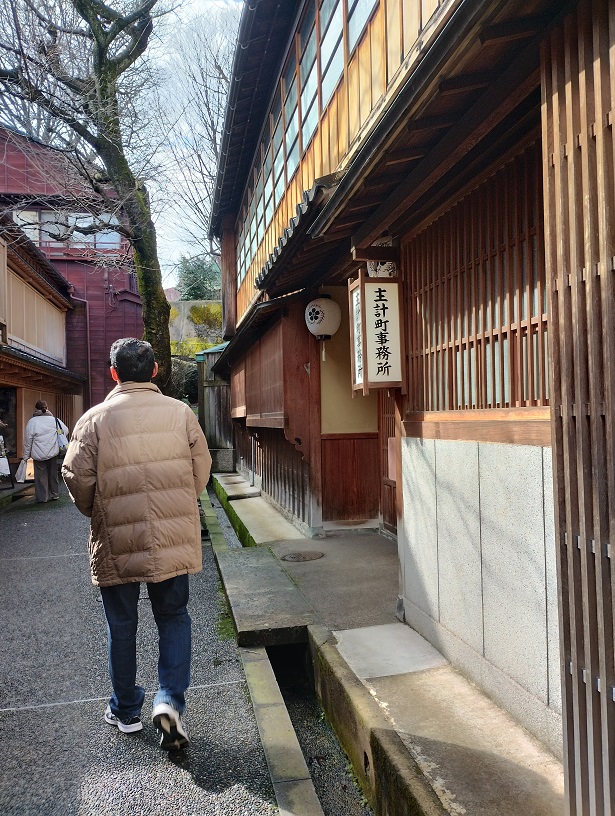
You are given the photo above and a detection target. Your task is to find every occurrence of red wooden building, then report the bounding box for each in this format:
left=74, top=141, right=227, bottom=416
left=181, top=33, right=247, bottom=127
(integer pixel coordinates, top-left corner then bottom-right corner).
left=0, top=215, right=84, bottom=468
left=0, top=126, right=143, bottom=408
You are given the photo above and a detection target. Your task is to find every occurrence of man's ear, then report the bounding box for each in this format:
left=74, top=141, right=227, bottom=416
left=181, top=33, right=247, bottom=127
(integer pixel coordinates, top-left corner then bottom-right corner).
left=110, top=366, right=120, bottom=383
left=152, top=362, right=159, bottom=379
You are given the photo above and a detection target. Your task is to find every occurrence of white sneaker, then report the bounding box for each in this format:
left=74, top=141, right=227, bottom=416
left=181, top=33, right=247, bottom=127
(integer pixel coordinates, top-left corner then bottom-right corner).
left=104, top=705, right=143, bottom=733
left=152, top=702, right=189, bottom=750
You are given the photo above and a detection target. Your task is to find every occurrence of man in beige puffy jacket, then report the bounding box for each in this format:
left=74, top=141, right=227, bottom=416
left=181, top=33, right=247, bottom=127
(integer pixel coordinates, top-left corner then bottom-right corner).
left=62, top=338, right=211, bottom=750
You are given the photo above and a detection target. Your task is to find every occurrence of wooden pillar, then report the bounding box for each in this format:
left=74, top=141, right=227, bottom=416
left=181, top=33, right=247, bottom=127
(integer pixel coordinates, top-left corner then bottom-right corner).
left=221, top=213, right=237, bottom=339
left=541, top=1, right=615, bottom=812
left=307, top=331, right=323, bottom=530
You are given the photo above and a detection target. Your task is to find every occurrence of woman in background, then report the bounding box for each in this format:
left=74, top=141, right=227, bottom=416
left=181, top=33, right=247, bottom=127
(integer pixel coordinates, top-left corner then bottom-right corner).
left=22, top=400, right=68, bottom=503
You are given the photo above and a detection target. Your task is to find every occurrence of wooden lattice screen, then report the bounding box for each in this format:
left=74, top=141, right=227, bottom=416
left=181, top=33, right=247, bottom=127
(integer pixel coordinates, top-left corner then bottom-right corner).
left=404, top=140, right=548, bottom=413
left=542, top=1, right=615, bottom=813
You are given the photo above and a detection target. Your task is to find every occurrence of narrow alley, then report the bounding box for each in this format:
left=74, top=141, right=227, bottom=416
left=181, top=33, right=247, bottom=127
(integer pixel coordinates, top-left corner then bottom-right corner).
left=0, top=485, right=277, bottom=816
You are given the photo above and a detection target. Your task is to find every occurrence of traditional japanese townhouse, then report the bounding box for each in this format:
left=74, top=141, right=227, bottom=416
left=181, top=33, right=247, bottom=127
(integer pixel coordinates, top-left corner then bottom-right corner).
left=0, top=126, right=143, bottom=408
left=0, top=216, right=84, bottom=467
left=211, top=0, right=615, bottom=810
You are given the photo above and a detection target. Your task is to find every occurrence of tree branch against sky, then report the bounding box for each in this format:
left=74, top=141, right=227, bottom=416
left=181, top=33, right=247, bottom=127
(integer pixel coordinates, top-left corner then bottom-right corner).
left=151, top=1, right=239, bottom=273
left=0, top=0, right=174, bottom=391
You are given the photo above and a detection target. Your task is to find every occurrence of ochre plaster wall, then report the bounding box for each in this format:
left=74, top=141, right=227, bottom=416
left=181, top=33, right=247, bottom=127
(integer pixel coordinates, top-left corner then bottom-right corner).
left=319, top=286, right=377, bottom=435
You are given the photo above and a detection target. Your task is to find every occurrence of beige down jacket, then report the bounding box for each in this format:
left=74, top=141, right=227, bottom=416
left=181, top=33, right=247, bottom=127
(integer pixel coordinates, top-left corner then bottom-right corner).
left=62, top=381, right=212, bottom=587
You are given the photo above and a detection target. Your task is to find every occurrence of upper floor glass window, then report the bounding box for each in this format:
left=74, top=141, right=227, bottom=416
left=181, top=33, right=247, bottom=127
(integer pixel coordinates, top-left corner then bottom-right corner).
left=300, top=5, right=318, bottom=150
left=236, top=0, right=382, bottom=290
left=284, top=55, right=300, bottom=181
left=320, top=1, right=343, bottom=110
left=347, top=0, right=377, bottom=53
left=13, top=209, right=121, bottom=251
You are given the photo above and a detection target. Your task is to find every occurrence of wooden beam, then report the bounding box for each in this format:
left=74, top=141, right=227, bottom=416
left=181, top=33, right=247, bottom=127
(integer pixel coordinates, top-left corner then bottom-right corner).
left=340, top=200, right=374, bottom=214
left=352, top=246, right=400, bottom=263
left=352, top=37, right=542, bottom=250
left=479, top=15, right=550, bottom=45
left=407, top=114, right=457, bottom=132
left=438, top=72, right=496, bottom=94
left=404, top=417, right=551, bottom=446
left=384, top=147, right=429, bottom=165
left=246, top=413, right=286, bottom=429
left=361, top=173, right=403, bottom=191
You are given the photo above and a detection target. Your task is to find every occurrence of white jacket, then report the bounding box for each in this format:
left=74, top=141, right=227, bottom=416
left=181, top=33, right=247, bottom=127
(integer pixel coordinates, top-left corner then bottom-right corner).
left=23, top=411, right=69, bottom=461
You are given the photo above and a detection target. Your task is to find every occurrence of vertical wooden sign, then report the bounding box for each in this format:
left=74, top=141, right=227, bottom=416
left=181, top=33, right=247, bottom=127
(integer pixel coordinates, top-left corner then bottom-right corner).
left=348, top=269, right=405, bottom=395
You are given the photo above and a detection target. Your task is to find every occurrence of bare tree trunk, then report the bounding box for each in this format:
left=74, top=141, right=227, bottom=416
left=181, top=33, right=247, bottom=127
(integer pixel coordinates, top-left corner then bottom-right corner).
left=121, top=183, right=171, bottom=391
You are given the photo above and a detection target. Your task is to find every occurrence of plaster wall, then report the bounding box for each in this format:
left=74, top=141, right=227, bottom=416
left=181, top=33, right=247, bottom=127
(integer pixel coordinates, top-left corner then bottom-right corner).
left=319, top=287, right=377, bottom=434
left=399, top=437, right=562, bottom=757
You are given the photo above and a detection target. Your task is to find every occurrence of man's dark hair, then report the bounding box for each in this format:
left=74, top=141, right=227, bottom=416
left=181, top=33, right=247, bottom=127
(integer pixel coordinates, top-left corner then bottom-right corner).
left=109, top=338, right=155, bottom=383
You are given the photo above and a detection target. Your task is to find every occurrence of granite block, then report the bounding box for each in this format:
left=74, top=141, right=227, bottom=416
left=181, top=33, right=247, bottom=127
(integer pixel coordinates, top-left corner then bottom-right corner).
left=435, top=439, right=483, bottom=654
left=543, top=447, right=562, bottom=714
left=400, top=438, right=439, bottom=619
left=479, top=443, right=548, bottom=703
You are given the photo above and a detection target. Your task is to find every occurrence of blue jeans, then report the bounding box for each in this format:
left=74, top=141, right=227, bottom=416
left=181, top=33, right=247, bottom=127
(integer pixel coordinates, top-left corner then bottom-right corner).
left=100, top=574, right=191, bottom=720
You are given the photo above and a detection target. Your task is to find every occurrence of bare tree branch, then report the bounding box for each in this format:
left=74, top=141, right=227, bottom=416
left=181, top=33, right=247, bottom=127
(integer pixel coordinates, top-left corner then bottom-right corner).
left=0, top=0, right=175, bottom=392
left=151, top=5, right=239, bottom=261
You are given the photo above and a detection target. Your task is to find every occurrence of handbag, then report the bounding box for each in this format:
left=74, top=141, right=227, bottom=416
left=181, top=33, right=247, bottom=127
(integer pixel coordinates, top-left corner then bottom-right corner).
left=55, top=418, right=69, bottom=455
left=0, top=436, right=9, bottom=476
left=15, top=459, right=27, bottom=482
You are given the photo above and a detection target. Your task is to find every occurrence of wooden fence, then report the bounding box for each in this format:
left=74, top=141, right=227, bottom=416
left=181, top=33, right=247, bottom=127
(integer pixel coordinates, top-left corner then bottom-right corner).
left=542, top=2, right=615, bottom=812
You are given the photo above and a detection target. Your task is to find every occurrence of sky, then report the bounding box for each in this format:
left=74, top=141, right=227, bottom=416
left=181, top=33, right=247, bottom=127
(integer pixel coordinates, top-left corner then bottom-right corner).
left=153, top=0, right=241, bottom=289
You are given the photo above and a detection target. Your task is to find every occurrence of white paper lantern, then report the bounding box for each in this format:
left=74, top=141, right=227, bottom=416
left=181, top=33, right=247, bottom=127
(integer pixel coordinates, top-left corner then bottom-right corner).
left=305, top=297, right=342, bottom=339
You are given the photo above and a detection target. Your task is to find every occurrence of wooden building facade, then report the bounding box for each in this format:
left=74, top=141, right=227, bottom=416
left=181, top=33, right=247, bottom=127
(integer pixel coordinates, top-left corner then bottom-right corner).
left=0, top=126, right=143, bottom=408
left=0, top=217, right=84, bottom=469
left=211, top=0, right=615, bottom=810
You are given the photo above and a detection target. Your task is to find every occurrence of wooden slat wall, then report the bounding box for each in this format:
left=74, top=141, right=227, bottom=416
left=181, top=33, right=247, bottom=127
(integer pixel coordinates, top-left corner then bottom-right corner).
left=541, top=2, right=615, bottom=813
left=378, top=390, right=397, bottom=534
left=235, top=423, right=310, bottom=525
left=230, top=358, right=246, bottom=418
left=259, top=323, right=284, bottom=417
left=201, top=351, right=234, bottom=451
left=321, top=433, right=380, bottom=522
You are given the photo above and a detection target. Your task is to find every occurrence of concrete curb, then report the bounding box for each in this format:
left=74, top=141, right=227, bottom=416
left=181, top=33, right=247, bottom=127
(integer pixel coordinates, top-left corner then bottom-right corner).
left=308, top=625, right=447, bottom=816
left=212, top=477, right=257, bottom=548
left=241, top=646, right=324, bottom=816
left=202, top=487, right=323, bottom=815
left=214, top=546, right=315, bottom=647
left=200, top=485, right=228, bottom=555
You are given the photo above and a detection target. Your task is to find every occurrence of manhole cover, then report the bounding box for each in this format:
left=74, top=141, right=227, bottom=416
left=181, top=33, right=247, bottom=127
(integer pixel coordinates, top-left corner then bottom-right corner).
left=281, top=550, right=324, bottom=562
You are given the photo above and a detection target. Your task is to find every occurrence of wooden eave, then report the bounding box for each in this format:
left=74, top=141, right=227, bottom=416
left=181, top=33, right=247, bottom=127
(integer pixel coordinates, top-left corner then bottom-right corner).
left=254, top=174, right=362, bottom=298
left=0, top=345, right=84, bottom=393
left=210, top=0, right=299, bottom=238
left=211, top=291, right=311, bottom=377
left=242, top=0, right=573, bottom=302
left=0, top=219, right=73, bottom=309
left=309, top=0, right=574, bottom=251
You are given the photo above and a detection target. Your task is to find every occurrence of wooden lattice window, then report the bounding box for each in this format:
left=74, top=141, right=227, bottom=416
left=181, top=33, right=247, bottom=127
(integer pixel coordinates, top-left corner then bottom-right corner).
left=404, top=142, right=548, bottom=412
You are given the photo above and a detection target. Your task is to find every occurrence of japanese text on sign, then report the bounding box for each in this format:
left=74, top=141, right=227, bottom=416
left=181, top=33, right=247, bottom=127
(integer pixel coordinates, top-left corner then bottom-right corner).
left=352, top=287, right=363, bottom=385
left=364, top=281, right=402, bottom=383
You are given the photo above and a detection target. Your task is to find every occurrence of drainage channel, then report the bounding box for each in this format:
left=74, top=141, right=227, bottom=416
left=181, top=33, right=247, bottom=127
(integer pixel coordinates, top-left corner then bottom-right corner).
left=207, top=486, right=373, bottom=814
left=266, top=643, right=373, bottom=816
